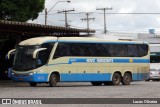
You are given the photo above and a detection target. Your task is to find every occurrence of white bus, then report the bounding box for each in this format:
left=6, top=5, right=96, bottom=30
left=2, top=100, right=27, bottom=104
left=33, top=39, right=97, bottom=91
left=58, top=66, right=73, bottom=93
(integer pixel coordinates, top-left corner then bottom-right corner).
left=8, top=36, right=150, bottom=87
left=150, top=44, right=160, bottom=70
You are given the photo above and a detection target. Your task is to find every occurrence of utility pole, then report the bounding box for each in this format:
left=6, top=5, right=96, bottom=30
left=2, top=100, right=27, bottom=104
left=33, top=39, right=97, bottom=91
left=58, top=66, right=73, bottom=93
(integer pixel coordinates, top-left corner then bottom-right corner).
left=97, top=7, right=112, bottom=34
left=81, top=13, right=95, bottom=35
left=58, top=9, right=75, bottom=28
left=44, top=0, right=71, bottom=25
left=45, top=8, right=47, bottom=25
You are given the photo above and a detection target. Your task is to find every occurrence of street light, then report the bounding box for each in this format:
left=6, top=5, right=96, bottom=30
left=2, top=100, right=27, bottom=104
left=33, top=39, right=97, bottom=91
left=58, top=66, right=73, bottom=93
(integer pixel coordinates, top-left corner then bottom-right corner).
left=45, top=0, right=71, bottom=25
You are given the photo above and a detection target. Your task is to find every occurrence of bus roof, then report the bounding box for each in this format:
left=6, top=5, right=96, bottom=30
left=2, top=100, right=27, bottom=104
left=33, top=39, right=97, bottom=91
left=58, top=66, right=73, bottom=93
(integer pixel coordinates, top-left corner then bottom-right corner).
left=58, top=37, right=147, bottom=44
left=19, top=36, right=148, bottom=45
left=19, top=36, right=57, bottom=45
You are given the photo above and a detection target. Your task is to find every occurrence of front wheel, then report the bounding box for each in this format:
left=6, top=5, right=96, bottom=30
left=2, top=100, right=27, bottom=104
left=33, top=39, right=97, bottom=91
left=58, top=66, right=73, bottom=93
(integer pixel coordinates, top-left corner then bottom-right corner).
left=49, top=74, right=57, bottom=87
left=122, top=73, right=131, bottom=85
left=112, top=73, right=121, bottom=85
left=29, top=82, right=37, bottom=87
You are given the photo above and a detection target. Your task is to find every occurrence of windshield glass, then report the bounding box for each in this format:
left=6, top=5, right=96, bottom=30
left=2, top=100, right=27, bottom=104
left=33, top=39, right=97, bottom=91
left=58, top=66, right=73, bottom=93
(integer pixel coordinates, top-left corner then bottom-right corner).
left=13, top=45, right=39, bottom=71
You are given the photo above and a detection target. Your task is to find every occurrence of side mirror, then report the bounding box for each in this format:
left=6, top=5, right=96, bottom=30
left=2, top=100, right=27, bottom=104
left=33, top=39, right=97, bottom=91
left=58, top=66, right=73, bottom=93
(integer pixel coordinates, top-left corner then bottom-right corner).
left=33, top=48, right=47, bottom=59
left=7, top=49, right=16, bottom=59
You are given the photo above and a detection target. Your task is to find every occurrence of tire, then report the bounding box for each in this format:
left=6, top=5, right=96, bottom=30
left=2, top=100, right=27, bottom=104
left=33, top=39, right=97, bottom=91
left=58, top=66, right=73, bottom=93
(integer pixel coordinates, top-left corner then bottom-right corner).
left=29, top=82, right=37, bottom=87
left=112, top=73, right=121, bottom=85
left=49, top=73, right=57, bottom=87
left=91, top=82, right=102, bottom=86
left=122, top=73, right=131, bottom=85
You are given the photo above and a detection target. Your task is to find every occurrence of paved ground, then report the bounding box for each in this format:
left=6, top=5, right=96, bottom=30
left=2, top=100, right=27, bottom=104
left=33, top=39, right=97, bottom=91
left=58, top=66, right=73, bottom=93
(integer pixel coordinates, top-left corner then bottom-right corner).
left=0, top=80, right=160, bottom=107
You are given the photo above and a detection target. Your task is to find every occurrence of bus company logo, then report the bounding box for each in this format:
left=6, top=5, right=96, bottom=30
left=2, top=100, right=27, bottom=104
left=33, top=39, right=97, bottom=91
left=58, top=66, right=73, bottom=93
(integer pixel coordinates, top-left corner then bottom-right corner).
left=129, top=59, right=133, bottom=63
left=2, top=99, right=11, bottom=104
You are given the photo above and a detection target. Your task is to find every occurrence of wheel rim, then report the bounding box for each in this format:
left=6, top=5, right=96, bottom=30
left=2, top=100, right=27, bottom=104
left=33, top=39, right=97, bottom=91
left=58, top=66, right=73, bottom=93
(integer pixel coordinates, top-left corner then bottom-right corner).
left=52, top=75, right=57, bottom=84
left=113, top=75, right=120, bottom=84
left=124, top=76, right=129, bottom=84
left=49, top=74, right=57, bottom=87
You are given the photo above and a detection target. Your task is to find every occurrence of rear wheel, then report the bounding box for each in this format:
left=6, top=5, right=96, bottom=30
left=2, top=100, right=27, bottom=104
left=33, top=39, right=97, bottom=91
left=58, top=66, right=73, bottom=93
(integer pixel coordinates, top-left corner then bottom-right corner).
left=91, top=82, right=102, bottom=86
left=49, top=73, right=57, bottom=87
left=29, top=82, right=37, bottom=87
left=112, top=73, right=121, bottom=85
left=122, top=73, right=131, bottom=85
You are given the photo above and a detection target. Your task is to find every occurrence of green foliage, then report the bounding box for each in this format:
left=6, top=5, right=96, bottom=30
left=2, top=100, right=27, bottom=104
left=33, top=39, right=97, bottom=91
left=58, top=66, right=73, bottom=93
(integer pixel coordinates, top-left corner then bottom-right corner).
left=0, top=0, right=45, bottom=22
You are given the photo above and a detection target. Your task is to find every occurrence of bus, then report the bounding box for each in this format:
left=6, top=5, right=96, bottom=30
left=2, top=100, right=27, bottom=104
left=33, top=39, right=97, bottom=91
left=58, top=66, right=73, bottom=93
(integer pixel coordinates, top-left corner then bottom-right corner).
left=150, top=44, right=160, bottom=69
left=8, top=36, right=150, bottom=87
left=0, top=38, right=16, bottom=79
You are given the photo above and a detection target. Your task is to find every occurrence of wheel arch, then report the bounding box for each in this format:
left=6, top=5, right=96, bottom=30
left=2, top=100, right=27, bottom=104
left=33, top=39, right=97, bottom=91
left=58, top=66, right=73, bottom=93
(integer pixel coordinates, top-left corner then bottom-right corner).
left=113, top=71, right=122, bottom=78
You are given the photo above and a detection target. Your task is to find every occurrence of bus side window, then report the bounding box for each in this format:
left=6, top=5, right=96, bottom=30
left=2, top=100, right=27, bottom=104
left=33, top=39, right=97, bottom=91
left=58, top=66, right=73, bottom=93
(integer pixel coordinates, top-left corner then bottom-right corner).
left=54, top=43, right=71, bottom=58
left=138, top=45, right=148, bottom=57
left=38, top=51, right=47, bottom=66
left=114, top=44, right=127, bottom=57
left=108, top=44, right=115, bottom=57
left=127, top=45, right=139, bottom=57
left=54, top=43, right=63, bottom=58
left=97, top=44, right=109, bottom=57
left=40, top=43, right=54, bottom=64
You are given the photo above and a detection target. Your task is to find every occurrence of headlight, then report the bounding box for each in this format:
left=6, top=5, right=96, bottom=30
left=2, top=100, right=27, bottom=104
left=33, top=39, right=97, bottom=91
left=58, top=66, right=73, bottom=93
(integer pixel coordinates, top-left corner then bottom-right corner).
left=29, top=72, right=34, bottom=75
left=29, top=72, right=36, bottom=76
left=12, top=73, right=14, bottom=75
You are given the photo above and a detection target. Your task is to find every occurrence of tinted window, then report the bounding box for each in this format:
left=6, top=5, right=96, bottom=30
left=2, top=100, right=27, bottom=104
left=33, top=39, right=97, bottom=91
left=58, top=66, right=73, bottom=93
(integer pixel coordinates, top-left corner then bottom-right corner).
left=138, top=45, right=148, bottom=57
left=127, top=45, right=139, bottom=57
left=114, top=45, right=127, bottom=57
left=53, top=43, right=148, bottom=58
left=38, top=43, right=54, bottom=66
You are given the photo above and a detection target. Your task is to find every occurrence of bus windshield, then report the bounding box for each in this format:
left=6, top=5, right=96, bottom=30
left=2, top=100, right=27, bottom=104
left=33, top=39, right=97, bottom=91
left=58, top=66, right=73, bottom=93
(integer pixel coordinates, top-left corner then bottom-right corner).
left=13, top=45, right=39, bottom=71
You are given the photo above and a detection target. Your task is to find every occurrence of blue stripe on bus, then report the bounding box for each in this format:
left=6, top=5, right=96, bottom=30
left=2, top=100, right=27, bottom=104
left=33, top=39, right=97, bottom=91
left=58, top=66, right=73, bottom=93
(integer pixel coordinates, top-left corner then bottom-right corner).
left=132, top=73, right=148, bottom=81
left=42, top=40, right=57, bottom=44
left=60, top=73, right=148, bottom=82
left=12, top=72, right=148, bottom=82
left=12, top=73, right=49, bottom=82
left=47, top=58, right=149, bottom=66
left=68, top=58, right=150, bottom=64
left=58, top=41, right=146, bottom=44
left=60, top=73, right=112, bottom=82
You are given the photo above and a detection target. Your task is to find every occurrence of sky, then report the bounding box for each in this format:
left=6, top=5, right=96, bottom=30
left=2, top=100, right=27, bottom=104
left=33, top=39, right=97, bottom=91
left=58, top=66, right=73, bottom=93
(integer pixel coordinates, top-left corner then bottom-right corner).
left=28, top=0, right=160, bottom=34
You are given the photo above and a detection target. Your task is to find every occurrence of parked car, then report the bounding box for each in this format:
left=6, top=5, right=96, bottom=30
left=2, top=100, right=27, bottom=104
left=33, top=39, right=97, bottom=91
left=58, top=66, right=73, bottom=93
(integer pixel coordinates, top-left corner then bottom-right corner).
left=146, top=69, right=160, bottom=81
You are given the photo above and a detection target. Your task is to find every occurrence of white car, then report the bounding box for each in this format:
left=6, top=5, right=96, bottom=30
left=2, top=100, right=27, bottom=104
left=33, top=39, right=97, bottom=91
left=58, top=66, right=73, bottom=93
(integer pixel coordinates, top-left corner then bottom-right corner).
left=146, top=69, right=160, bottom=81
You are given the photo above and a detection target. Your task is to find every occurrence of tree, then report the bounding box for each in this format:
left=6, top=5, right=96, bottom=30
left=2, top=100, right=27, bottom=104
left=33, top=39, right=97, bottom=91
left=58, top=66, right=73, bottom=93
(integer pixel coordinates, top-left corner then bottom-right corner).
left=0, top=0, right=45, bottom=22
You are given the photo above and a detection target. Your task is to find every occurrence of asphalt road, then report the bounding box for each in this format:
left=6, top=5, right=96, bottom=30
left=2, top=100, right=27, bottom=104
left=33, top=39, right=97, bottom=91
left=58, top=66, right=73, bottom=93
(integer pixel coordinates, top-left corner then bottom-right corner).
left=0, top=80, right=160, bottom=107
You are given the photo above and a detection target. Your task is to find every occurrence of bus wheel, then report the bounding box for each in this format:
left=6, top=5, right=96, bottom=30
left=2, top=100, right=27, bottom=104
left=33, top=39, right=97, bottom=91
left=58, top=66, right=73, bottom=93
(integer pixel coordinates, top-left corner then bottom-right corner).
left=49, top=73, right=57, bottom=87
left=122, top=73, right=131, bottom=85
left=112, top=73, right=121, bottom=85
left=29, top=82, right=37, bottom=87
left=91, top=82, right=102, bottom=86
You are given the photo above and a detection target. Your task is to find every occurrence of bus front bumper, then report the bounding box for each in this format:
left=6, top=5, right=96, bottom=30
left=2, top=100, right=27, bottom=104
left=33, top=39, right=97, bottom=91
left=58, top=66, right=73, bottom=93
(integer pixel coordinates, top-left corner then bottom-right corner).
left=12, top=73, right=49, bottom=82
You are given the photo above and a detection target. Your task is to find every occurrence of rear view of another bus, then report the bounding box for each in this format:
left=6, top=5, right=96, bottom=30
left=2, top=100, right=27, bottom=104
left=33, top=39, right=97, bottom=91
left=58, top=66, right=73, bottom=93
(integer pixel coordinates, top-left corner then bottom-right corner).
left=147, top=44, right=160, bottom=81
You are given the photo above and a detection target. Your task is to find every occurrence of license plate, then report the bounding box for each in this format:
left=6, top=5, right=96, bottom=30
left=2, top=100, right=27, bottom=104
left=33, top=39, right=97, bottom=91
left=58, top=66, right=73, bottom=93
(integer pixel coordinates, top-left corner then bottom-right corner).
left=19, top=78, right=24, bottom=80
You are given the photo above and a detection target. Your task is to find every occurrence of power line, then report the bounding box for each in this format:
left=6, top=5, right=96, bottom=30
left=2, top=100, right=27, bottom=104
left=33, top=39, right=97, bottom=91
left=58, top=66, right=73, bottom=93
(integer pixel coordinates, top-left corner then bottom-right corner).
left=97, top=12, right=160, bottom=14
